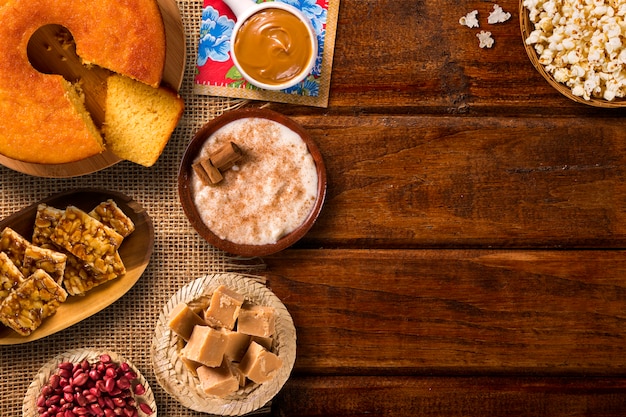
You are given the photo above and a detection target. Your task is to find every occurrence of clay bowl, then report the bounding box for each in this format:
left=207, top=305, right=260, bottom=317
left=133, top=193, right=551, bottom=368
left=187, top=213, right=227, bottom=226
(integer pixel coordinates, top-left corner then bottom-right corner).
left=178, top=108, right=326, bottom=257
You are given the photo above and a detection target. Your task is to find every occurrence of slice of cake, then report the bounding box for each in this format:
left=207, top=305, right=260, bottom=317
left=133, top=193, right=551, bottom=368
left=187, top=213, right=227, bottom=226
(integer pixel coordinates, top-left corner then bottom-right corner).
left=104, top=74, right=184, bottom=167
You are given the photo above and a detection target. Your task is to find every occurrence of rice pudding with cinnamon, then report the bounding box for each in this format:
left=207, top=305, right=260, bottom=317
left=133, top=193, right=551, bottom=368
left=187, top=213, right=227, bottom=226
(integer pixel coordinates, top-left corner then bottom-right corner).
left=191, top=117, right=318, bottom=246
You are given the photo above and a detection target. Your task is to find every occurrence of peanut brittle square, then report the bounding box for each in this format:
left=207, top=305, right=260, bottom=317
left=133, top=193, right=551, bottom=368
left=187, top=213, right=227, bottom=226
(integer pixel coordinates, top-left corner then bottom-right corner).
left=51, top=206, right=124, bottom=275
left=23, top=245, right=67, bottom=285
left=33, top=203, right=127, bottom=296
left=0, top=227, right=31, bottom=272
left=89, top=199, right=135, bottom=238
left=32, top=204, right=64, bottom=246
left=62, top=251, right=122, bottom=296
left=0, top=252, right=24, bottom=303
left=0, top=269, right=67, bottom=336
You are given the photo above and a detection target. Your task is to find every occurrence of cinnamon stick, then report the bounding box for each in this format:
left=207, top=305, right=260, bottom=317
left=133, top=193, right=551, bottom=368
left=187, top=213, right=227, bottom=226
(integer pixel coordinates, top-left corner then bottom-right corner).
left=210, top=142, right=243, bottom=171
left=193, top=141, right=243, bottom=186
left=201, top=158, right=224, bottom=184
left=193, top=162, right=212, bottom=186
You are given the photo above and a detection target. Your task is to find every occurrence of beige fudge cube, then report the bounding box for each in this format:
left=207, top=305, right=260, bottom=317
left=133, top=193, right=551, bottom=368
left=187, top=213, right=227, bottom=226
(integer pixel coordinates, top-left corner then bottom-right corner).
left=168, top=302, right=206, bottom=341
left=223, top=330, right=251, bottom=362
left=0, top=252, right=24, bottom=302
left=237, top=305, right=276, bottom=337
left=197, top=359, right=239, bottom=398
left=180, top=325, right=228, bottom=367
left=238, top=341, right=283, bottom=384
left=229, top=361, right=247, bottom=387
left=251, top=335, right=273, bottom=351
left=180, top=356, right=203, bottom=377
left=204, top=285, right=244, bottom=330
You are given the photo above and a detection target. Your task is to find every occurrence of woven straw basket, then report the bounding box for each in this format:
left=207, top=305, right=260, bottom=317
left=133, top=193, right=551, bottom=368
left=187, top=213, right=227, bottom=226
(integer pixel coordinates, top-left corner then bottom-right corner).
left=519, top=1, right=626, bottom=108
left=151, top=273, right=296, bottom=416
left=22, top=349, right=157, bottom=417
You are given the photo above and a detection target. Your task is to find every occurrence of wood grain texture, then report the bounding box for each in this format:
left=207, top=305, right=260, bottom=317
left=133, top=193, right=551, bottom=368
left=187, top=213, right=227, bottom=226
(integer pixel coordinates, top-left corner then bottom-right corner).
left=272, top=376, right=626, bottom=417
left=271, top=0, right=626, bottom=116
left=274, top=115, right=626, bottom=249
left=261, top=250, right=626, bottom=375
left=258, top=3, right=626, bottom=414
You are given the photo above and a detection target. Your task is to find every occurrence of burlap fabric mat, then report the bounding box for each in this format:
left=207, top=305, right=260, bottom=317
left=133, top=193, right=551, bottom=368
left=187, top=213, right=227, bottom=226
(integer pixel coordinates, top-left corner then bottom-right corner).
left=0, top=1, right=267, bottom=415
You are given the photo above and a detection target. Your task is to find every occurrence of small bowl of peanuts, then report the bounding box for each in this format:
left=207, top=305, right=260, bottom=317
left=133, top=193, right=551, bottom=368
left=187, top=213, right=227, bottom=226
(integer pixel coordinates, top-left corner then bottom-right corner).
left=520, top=0, right=626, bottom=107
left=23, top=349, right=156, bottom=417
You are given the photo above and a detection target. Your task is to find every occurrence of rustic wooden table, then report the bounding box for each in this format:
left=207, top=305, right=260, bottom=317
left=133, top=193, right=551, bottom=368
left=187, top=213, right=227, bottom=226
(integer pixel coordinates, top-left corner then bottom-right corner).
left=256, top=0, right=626, bottom=415
left=2, top=1, right=626, bottom=416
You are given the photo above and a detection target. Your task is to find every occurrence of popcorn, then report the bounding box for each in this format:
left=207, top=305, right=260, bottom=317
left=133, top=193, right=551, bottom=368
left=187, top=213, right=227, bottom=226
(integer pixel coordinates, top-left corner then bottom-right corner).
left=460, top=5, right=511, bottom=49
left=488, top=5, right=511, bottom=24
left=459, top=10, right=479, bottom=28
left=524, top=0, right=626, bottom=101
left=477, top=31, right=494, bottom=49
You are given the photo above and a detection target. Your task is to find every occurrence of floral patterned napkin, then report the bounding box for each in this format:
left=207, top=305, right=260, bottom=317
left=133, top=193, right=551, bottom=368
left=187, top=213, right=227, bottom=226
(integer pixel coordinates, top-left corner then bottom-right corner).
left=194, top=0, right=340, bottom=107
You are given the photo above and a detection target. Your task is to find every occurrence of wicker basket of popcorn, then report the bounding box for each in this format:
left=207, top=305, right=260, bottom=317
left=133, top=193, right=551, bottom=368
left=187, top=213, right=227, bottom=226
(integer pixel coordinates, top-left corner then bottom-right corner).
left=520, top=0, right=626, bottom=108
left=151, top=273, right=296, bottom=416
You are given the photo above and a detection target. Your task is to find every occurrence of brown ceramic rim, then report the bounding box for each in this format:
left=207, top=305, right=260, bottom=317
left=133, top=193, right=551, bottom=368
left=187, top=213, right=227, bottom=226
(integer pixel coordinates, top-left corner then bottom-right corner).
left=178, top=108, right=327, bottom=257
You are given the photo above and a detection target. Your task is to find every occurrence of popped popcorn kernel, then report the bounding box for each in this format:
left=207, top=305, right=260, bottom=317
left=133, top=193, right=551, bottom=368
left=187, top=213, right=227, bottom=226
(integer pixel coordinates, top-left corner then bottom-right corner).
left=477, top=30, right=495, bottom=48
left=459, top=10, right=480, bottom=28
left=488, top=4, right=512, bottom=24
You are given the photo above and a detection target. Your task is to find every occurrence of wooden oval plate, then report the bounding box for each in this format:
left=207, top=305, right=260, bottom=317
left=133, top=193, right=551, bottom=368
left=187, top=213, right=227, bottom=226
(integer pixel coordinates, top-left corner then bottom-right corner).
left=0, top=188, right=154, bottom=345
left=0, top=0, right=186, bottom=178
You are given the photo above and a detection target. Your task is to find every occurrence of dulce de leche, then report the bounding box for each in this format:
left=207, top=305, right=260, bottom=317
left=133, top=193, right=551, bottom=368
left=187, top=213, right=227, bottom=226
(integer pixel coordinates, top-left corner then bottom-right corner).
left=233, top=8, right=313, bottom=86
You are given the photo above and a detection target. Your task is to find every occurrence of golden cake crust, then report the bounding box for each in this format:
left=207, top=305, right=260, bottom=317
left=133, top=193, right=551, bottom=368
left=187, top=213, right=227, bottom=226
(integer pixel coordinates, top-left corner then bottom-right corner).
left=0, top=0, right=166, bottom=164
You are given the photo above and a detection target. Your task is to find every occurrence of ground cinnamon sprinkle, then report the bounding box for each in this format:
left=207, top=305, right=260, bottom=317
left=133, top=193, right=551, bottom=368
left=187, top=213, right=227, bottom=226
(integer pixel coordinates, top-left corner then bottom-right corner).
left=191, top=118, right=318, bottom=245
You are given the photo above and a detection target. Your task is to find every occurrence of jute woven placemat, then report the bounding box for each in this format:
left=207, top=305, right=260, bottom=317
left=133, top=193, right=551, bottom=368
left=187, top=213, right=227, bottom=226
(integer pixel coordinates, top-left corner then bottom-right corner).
left=0, top=1, right=268, bottom=415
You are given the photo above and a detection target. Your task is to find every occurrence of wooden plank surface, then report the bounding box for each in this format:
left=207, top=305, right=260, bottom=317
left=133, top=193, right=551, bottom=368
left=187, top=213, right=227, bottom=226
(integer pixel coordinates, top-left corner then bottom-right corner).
left=261, top=250, right=626, bottom=374
left=272, top=376, right=626, bottom=417
left=285, top=0, right=626, bottom=115
left=274, top=115, right=626, bottom=249
left=260, top=249, right=626, bottom=415
left=261, top=4, right=626, bottom=413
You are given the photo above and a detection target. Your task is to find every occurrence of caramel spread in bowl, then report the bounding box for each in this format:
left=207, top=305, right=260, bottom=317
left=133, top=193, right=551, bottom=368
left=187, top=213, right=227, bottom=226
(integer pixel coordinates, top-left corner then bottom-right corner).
left=233, top=8, right=314, bottom=87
